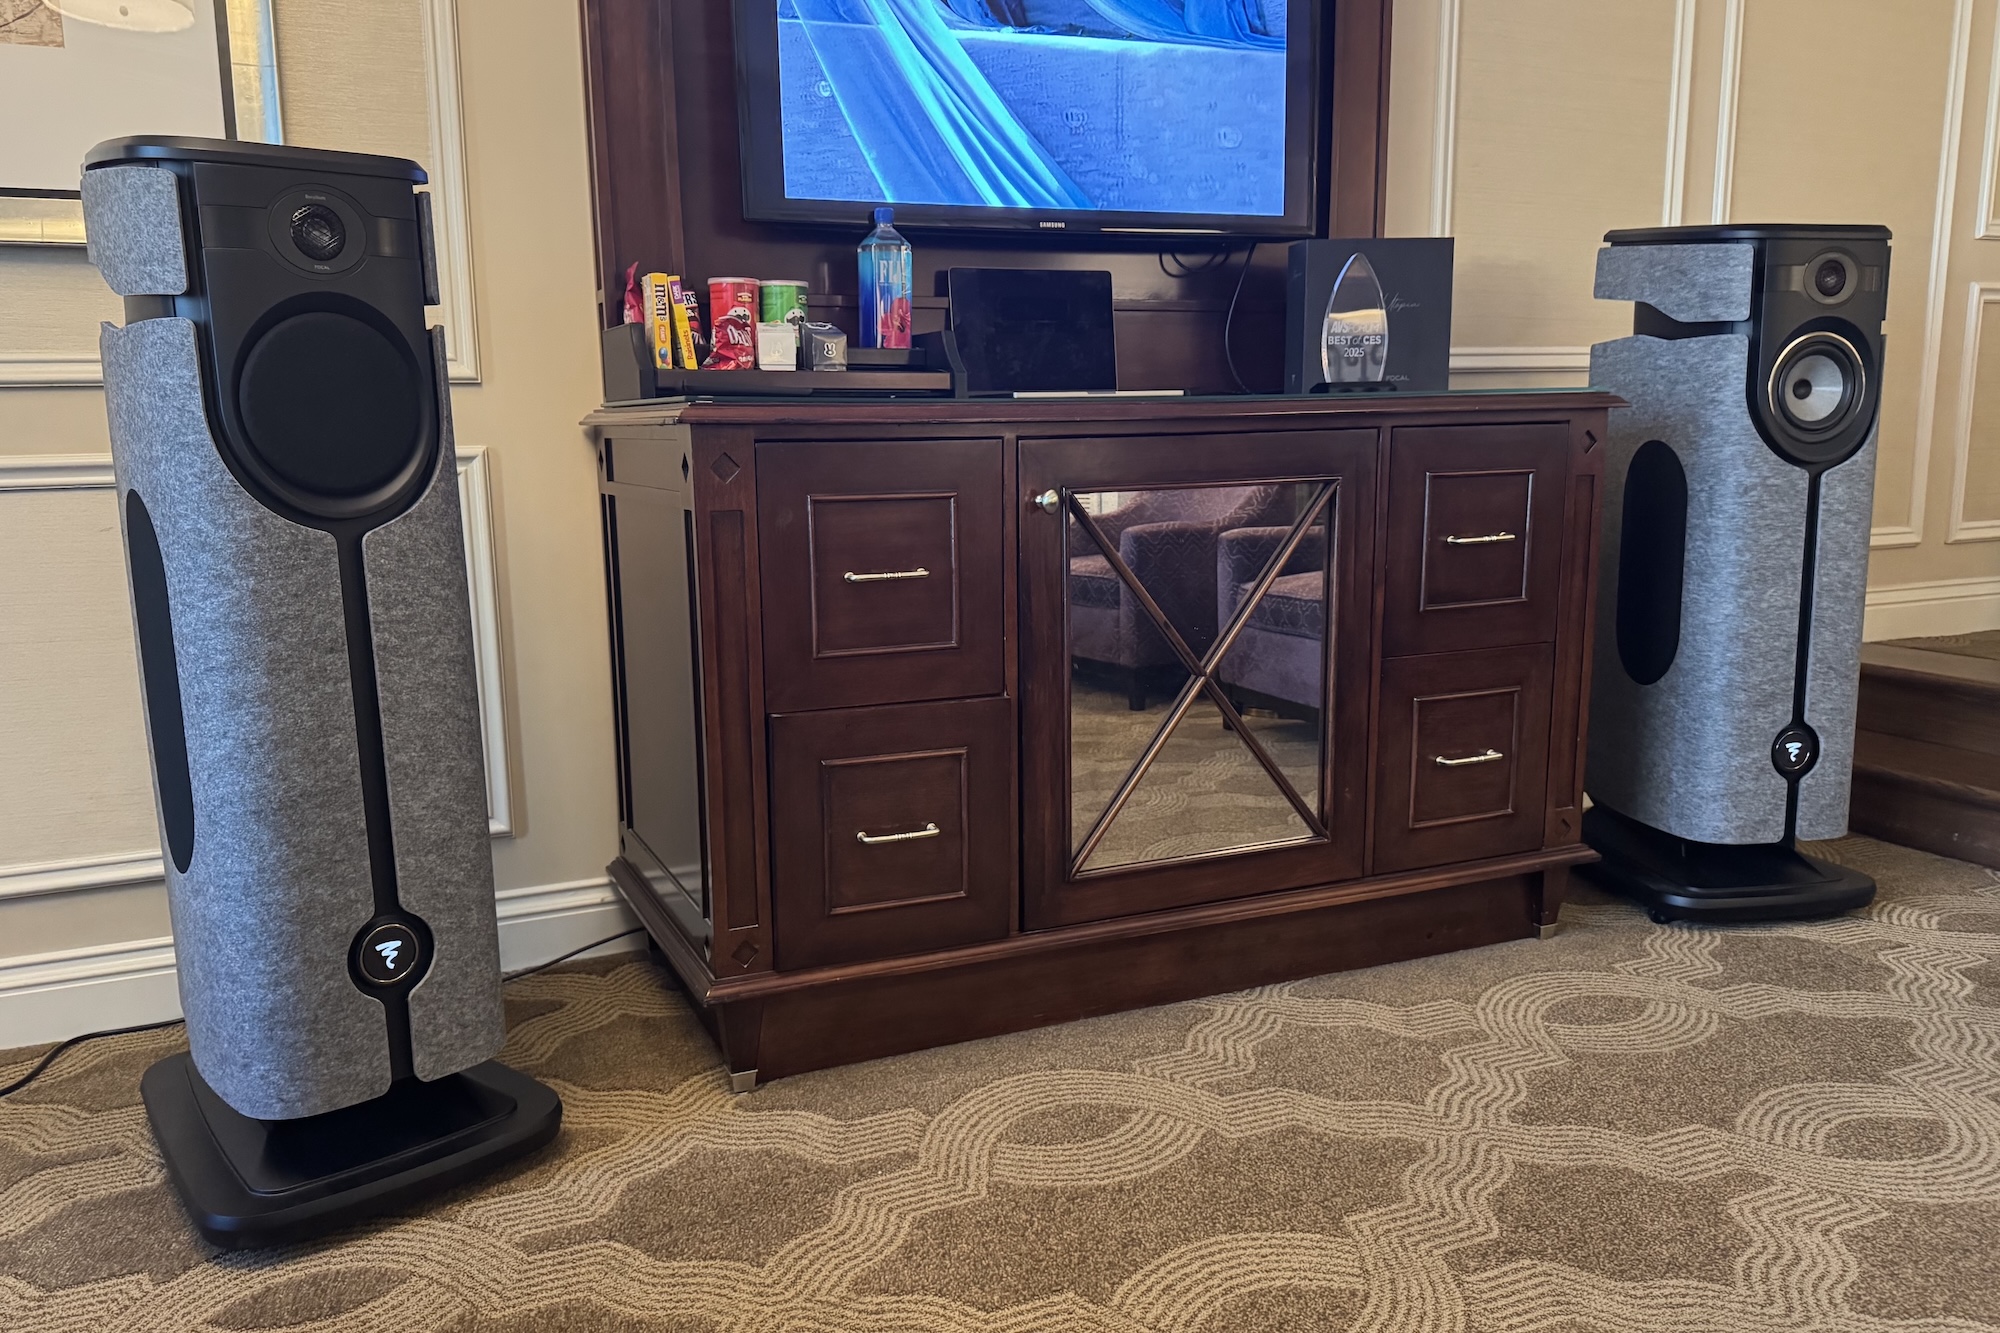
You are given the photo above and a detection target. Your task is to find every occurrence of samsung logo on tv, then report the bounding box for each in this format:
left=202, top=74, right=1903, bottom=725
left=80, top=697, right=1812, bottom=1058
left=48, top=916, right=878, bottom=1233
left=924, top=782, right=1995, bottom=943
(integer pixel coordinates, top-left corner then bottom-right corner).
left=1038, top=221, right=1067, bottom=229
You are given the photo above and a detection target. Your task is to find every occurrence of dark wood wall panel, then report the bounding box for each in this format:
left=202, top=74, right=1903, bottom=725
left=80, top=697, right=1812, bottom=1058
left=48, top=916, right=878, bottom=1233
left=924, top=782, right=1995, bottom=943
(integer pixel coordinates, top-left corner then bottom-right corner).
left=577, top=0, right=1394, bottom=394
left=579, top=0, right=684, bottom=327
left=1329, top=0, right=1393, bottom=237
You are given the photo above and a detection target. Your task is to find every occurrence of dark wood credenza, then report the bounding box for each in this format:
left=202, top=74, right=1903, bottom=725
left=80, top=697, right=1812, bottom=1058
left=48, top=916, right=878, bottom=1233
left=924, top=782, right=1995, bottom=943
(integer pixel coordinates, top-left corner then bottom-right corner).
left=587, top=392, right=1616, bottom=1087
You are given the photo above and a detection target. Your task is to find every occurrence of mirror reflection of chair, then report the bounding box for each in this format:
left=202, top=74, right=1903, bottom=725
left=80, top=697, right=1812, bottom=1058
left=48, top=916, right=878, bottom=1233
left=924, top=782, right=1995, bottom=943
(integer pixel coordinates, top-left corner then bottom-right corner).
left=1066, top=486, right=1293, bottom=710
left=1216, top=525, right=1329, bottom=725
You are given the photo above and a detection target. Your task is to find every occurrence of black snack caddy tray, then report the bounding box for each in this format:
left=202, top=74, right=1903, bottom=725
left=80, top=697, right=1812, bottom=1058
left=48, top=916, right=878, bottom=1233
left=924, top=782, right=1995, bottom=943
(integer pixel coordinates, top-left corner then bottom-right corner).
left=602, top=324, right=964, bottom=400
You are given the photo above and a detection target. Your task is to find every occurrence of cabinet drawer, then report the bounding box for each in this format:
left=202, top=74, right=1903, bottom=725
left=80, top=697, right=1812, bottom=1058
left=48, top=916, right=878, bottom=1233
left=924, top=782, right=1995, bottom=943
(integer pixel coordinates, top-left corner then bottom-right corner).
left=1373, top=645, right=1552, bottom=874
left=1383, top=424, right=1568, bottom=655
left=770, top=697, right=1015, bottom=969
left=759, top=439, right=1006, bottom=711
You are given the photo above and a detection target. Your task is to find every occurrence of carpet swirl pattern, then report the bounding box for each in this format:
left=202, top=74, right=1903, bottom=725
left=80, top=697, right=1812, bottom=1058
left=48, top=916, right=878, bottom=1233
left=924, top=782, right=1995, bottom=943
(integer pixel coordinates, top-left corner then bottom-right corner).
left=3, top=835, right=1998, bottom=1331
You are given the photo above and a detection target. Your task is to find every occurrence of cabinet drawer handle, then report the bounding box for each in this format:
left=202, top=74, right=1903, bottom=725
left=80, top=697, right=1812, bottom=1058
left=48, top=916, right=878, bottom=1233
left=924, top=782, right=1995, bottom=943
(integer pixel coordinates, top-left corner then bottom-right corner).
left=1442, top=531, right=1517, bottom=546
left=856, top=822, right=941, bottom=845
left=844, top=567, right=930, bottom=583
left=1435, top=749, right=1505, bottom=767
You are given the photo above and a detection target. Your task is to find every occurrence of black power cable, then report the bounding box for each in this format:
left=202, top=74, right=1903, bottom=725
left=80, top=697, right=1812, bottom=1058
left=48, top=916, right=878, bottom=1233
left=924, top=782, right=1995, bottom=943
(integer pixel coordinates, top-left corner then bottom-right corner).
left=1157, top=247, right=1235, bottom=280
left=1222, top=241, right=1260, bottom=395
left=501, top=926, right=646, bottom=983
left=0, top=927, right=651, bottom=1100
left=0, top=1018, right=185, bottom=1100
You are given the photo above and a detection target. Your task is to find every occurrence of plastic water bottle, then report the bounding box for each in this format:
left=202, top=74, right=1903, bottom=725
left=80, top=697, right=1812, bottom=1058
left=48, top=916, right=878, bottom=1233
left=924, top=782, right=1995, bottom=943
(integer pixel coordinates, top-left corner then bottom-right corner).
left=858, top=206, right=912, bottom=349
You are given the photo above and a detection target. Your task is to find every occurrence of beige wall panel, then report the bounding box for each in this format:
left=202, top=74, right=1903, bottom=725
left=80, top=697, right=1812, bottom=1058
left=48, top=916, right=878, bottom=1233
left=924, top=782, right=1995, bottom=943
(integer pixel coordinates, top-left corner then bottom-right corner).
left=452, top=0, right=619, bottom=890
left=1450, top=0, right=1679, bottom=349
left=0, top=489, right=157, bottom=868
left=1957, top=294, right=2000, bottom=521
left=0, top=884, right=171, bottom=960
left=271, top=0, right=431, bottom=163
left=1727, top=0, right=1959, bottom=532
left=0, top=249, right=120, bottom=359
left=0, top=390, right=111, bottom=459
left=1384, top=0, right=1443, bottom=238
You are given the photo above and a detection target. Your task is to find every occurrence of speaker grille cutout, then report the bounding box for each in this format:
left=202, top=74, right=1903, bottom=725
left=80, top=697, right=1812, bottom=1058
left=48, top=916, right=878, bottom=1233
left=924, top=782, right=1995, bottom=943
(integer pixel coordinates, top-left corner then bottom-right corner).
left=238, top=312, right=423, bottom=500
left=1616, top=440, right=1687, bottom=686
left=126, top=489, right=196, bottom=874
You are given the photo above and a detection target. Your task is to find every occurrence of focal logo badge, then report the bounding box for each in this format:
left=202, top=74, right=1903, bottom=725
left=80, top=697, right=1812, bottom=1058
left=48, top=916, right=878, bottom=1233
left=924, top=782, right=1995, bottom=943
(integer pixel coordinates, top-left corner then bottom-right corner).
left=355, top=920, right=422, bottom=987
left=1772, top=724, right=1819, bottom=778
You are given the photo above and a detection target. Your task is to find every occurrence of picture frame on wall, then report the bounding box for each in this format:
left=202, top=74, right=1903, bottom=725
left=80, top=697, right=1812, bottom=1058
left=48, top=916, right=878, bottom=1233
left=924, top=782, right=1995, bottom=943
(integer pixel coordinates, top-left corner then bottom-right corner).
left=0, top=0, right=281, bottom=244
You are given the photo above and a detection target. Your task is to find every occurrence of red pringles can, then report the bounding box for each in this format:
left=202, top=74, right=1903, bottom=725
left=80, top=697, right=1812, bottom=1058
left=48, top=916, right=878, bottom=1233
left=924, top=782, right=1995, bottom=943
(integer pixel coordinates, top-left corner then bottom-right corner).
left=702, top=277, right=760, bottom=370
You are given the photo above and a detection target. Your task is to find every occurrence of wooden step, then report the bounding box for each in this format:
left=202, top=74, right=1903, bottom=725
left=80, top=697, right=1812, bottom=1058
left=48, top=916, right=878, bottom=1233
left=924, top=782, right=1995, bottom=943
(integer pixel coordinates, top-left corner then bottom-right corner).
left=1857, top=642, right=2000, bottom=756
left=1848, top=728, right=2000, bottom=868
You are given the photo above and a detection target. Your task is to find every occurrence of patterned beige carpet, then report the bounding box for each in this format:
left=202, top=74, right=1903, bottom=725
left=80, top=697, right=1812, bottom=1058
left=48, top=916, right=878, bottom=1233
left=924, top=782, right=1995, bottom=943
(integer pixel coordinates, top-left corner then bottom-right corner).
left=4, top=835, right=1999, bottom=1331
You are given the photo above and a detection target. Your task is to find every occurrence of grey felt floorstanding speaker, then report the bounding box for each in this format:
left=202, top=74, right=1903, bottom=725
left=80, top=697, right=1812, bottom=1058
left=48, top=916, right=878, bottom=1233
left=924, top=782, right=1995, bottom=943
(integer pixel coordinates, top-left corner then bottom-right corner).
left=1583, top=224, right=1888, bottom=922
left=81, top=137, right=558, bottom=1248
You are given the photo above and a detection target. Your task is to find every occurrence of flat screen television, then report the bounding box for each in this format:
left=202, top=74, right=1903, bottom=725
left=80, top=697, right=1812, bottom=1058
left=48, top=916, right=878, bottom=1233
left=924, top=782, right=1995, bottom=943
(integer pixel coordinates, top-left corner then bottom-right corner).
left=733, top=0, right=1325, bottom=237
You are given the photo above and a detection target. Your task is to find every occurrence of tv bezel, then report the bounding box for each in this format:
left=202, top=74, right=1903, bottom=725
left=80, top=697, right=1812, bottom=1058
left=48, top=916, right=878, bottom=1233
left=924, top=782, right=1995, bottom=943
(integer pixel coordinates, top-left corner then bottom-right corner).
left=731, top=0, right=1328, bottom=239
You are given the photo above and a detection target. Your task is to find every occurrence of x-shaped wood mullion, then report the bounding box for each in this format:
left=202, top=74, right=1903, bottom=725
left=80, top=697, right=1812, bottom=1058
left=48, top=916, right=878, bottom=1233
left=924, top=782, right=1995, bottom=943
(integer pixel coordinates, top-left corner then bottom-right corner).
left=1066, top=485, right=1335, bottom=873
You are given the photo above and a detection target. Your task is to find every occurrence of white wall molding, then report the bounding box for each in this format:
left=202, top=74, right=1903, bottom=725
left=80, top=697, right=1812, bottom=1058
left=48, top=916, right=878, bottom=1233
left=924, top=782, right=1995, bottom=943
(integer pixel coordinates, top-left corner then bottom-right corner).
left=0, top=935, right=181, bottom=1053
left=1708, top=0, right=1746, bottom=225
left=1661, top=0, right=1698, bottom=226
left=1449, top=346, right=1592, bottom=376
left=421, top=0, right=481, bottom=383
left=1427, top=0, right=1463, bottom=238
left=456, top=446, right=515, bottom=835
left=0, top=453, right=115, bottom=489
left=0, top=447, right=515, bottom=854
left=1864, top=574, right=2000, bottom=641
left=0, top=352, right=104, bottom=389
left=1946, top=281, right=2000, bottom=542
left=1976, top=0, right=2000, bottom=239
left=1879, top=0, right=1980, bottom=551
left=0, top=879, right=641, bottom=1050
left=0, top=851, right=162, bottom=904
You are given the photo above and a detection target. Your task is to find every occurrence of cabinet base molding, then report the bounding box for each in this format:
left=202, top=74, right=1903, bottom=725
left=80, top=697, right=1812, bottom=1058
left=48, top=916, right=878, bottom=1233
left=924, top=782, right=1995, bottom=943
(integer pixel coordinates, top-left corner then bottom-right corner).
left=611, top=848, right=1591, bottom=1082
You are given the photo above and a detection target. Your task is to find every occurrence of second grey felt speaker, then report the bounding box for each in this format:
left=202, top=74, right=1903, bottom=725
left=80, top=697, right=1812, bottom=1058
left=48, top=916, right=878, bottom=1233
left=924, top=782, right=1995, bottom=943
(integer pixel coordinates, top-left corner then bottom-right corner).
left=1582, top=223, right=1888, bottom=921
left=84, top=137, right=555, bottom=1247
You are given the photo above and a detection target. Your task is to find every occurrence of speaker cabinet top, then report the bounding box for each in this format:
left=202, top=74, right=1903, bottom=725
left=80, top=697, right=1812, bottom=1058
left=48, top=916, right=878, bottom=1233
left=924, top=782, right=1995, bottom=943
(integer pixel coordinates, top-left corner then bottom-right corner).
left=85, top=135, right=428, bottom=184
left=1605, top=223, right=1892, bottom=246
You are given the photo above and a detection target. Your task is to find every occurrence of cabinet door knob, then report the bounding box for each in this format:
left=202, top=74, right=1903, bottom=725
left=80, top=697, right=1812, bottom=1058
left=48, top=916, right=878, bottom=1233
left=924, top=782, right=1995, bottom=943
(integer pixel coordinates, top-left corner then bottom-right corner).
left=1442, top=531, right=1517, bottom=545
left=856, top=822, right=941, bottom=845
left=1032, top=489, right=1062, bottom=515
left=1434, top=748, right=1505, bottom=767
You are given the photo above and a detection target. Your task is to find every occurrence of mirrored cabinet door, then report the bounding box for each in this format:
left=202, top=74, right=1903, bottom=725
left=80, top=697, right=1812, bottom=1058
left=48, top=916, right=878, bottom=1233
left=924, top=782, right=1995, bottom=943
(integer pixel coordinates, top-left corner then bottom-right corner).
left=1021, top=430, right=1376, bottom=928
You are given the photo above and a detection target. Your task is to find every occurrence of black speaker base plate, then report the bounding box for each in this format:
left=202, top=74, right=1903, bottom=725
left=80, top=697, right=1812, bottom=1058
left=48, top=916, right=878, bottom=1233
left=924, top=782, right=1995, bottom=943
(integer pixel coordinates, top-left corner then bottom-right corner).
left=1580, top=804, right=1875, bottom=923
left=142, top=1053, right=561, bottom=1250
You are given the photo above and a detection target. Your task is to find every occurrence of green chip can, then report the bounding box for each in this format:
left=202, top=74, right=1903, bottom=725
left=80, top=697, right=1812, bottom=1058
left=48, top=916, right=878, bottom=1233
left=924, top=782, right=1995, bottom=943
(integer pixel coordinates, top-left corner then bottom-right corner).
left=760, top=279, right=810, bottom=326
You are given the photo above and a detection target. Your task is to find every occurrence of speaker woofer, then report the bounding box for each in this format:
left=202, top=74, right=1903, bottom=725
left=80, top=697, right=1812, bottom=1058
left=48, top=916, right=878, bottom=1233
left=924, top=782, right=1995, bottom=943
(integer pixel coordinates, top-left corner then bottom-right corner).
left=235, top=309, right=429, bottom=514
left=1768, top=332, right=1863, bottom=438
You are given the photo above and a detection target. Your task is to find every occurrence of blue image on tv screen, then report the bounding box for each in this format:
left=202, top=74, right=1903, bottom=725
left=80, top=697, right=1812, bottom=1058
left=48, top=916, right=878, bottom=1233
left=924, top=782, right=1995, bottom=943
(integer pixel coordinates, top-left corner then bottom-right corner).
left=775, top=0, right=1290, bottom=216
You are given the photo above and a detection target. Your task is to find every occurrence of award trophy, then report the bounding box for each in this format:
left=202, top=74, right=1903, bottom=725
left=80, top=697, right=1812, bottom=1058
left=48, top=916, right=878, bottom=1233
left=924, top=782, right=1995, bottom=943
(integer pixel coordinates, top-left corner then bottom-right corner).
left=1320, top=252, right=1390, bottom=384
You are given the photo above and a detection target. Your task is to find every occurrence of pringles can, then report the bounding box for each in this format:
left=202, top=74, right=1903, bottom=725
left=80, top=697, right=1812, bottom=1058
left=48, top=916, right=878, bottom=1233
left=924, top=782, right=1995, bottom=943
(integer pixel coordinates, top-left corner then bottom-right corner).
left=703, top=277, right=760, bottom=371
left=760, top=279, right=809, bottom=328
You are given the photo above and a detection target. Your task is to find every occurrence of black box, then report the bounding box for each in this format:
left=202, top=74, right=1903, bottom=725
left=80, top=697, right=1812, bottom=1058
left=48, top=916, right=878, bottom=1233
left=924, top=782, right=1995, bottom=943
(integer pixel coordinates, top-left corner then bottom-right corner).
left=1285, top=238, right=1453, bottom=394
left=947, top=268, right=1117, bottom=394
left=602, top=322, right=660, bottom=403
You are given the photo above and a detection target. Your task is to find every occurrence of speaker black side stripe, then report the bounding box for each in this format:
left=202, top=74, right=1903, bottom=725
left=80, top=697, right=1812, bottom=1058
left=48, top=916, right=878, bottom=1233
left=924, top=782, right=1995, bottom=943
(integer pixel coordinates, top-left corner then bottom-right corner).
left=1783, top=469, right=1825, bottom=843
left=336, top=536, right=424, bottom=1082
left=124, top=489, right=197, bottom=875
